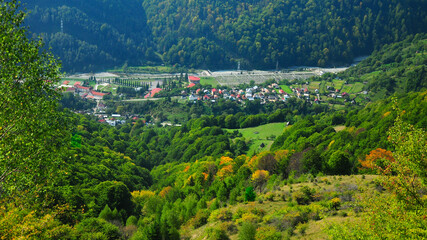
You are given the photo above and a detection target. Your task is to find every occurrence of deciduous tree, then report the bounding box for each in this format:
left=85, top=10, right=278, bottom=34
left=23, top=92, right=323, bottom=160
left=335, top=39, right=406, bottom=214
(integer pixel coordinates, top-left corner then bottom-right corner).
left=0, top=0, right=67, bottom=199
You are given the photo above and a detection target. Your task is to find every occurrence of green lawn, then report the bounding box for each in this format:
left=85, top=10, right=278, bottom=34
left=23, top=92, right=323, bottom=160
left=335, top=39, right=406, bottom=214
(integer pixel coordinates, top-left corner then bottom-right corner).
left=200, top=77, right=219, bottom=87
left=280, top=85, right=293, bottom=94
left=227, top=122, right=287, bottom=155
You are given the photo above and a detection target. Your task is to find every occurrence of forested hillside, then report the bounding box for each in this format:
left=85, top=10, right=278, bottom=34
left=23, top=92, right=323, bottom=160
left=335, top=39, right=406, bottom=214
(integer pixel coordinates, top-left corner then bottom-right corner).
left=22, top=0, right=159, bottom=72
left=338, top=33, right=427, bottom=100
left=22, top=0, right=427, bottom=71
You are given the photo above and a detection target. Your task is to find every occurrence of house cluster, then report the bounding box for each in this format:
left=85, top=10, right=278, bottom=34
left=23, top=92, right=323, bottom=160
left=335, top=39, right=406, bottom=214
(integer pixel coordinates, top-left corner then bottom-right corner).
left=185, top=84, right=292, bottom=103
left=61, top=81, right=109, bottom=100
left=97, top=114, right=150, bottom=127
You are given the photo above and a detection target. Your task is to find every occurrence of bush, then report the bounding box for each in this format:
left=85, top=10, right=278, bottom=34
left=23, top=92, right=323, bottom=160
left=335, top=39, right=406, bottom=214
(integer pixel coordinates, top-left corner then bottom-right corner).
left=255, top=226, right=282, bottom=240
left=245, top=187, right=256, bottom=202
left=328, top=198, right=341, bottom=210
left=293, top=186, right=315, bottom=205
left=265, top=192, right=275, bottom=201
left=238, top=222, right=256, bottom=240
left=206, top=227, right=230, bottom=240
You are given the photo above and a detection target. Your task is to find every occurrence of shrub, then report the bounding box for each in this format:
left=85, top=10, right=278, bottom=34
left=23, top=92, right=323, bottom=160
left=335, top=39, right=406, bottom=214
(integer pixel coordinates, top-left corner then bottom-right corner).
left=245, top=187, right=256, bottom=202
left=206, top=227, right=230, bottom=240
left=265, top=192, right=275, bottom=201
left=293, top=186, right=315, bottom=205
left=328, top=198, right=341, bottom=210
left=255, top=226, right=282, bottom=240
left=238, top=222, right=256, bottom=240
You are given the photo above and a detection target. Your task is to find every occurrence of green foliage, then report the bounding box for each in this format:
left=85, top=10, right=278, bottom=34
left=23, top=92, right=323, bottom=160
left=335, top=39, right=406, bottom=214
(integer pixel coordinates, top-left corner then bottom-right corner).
left=245, top=187, right=256, bottom=202
left=98, top=204, right=113, bottom=221
left=328, top=105, right=427, bottom=239
left=293, top=186, right=315, bottom=205
left=126, top=215, right=138, bottom=227
left=238, top=222, right=257, bottom=240
left=142, top=0, right=426, bottom=69
left=75, top=217, right=121, bottom=240
left=340, top=34, right=427, bottom=100
left=24, top=0, right=160, bottom=72
left=327, top=150, right=352, bottom=175
left=0, top=0, right=68, bottom=199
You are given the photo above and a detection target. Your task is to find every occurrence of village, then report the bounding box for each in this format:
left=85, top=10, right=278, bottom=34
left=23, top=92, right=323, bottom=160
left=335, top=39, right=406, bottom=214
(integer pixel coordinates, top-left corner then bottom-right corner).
left=59, top=70, right=367, bottom=126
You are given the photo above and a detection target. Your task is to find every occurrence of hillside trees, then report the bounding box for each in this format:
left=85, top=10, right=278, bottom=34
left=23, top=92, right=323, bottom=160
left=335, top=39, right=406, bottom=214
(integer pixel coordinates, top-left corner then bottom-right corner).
left=0, top=0, right=68, bottom=199
left=329, top=102, right=427, bottom=239
left=142, top=0, right=427, bottom=69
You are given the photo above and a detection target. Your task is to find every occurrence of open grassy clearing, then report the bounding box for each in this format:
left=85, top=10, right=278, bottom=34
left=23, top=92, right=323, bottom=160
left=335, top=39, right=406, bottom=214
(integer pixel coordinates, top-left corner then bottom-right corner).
left=227, top=122, right=287, bottom=156
left=234, top=122, right=286, bottom=140
left=280, top=84, right=293, bottom=94
left=200, top=77, right=219, bottom=86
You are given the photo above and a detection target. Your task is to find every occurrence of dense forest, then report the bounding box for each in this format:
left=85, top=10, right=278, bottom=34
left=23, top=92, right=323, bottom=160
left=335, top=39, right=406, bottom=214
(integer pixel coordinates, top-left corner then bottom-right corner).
left=23, top=0, right=159, bottom=72
left=22, top=0, right=427, bottom=71
left=1, top=0, right=427, bottom=239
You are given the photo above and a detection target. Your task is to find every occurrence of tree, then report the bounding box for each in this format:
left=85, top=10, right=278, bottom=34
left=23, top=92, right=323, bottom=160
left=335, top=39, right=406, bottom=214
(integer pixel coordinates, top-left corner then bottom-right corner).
left=238, top=221, right=256, bottom=240
left=328, top=105, right=427, bottom=239
left=327, top=150, right=352, bottom=175
left=0, top=0, right=67, bottom=198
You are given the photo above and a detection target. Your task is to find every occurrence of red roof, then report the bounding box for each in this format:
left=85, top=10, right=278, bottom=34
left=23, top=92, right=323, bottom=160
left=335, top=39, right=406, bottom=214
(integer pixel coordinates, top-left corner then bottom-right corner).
left=188, top=76, right=200, bottom=81
left=212, top=88, right=217, bottom=93
left=91, top=90, right=107, bottom=96
left=99, top=119, right=106, bottom=123
left=74, top=82, right=82, bottom=86
left=75, top=84, right=90, bottom=90
left=63, top=80, right=70, bottom=85
left=145, top=88, right=162, bottom=98
left=187, top=83, right=196, bottom=88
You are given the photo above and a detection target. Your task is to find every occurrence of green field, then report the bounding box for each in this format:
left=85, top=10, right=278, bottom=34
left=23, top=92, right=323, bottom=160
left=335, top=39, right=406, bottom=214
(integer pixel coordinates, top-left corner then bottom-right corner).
left=279, top=85, right=293, bottom=94
left=308, top=81, right=321, bottom=91
left=341, top=82, right=365, bottom=93
left=200, top=77, right=219, bottom=86
left=228, top=122, right=287, bottom=155
left=332, top=79, right=345, bottom=90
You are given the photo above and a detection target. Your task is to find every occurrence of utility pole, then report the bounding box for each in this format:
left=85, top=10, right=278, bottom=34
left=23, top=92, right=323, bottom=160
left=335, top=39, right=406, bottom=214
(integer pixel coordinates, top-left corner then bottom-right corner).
left=61, top=18, right=64, bottom=33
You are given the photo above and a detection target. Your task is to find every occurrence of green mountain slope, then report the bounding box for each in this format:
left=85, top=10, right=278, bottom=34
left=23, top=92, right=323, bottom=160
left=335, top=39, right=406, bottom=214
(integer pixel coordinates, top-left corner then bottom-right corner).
left=23, top=0, right=159, bottom=72
left=339, top=33, right=427, bottom=100
left=22, top=0, right=427, bottom=72
left=143, top=0, right=427, bottom=69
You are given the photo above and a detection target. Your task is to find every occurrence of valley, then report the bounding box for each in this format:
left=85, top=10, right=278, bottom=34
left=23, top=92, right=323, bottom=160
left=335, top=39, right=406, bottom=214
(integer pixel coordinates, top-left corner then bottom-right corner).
left=0, top=0, right=426, bottom=239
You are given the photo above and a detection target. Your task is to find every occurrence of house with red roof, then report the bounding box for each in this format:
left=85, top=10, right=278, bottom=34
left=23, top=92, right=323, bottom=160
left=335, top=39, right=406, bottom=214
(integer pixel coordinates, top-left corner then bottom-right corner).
left=75, top=84, right=91, bottom=93
left=145, top=88, right=162, bottom=98
left=188, top=76, right=201, bottom=84
left=90, top=90, right=109, bottom=100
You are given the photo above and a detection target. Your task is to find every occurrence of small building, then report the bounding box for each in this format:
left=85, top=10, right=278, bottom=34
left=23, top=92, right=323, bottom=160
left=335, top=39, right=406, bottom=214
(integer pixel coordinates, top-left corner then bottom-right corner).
left=75, top=84, right=91, bottom=93
left=188, top=76, right=201, bottom=84
left=145, top=88, right=162, bottom=98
